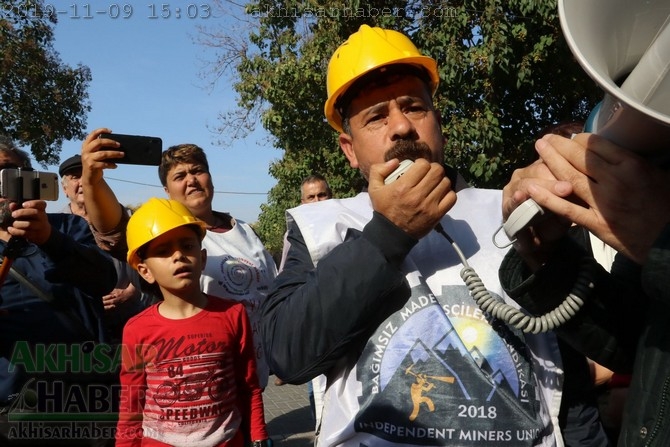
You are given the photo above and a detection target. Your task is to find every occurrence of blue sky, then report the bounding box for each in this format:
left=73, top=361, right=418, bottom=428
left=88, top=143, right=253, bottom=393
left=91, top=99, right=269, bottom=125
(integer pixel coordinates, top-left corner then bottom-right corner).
left=43, top=3, right=279, bottom=223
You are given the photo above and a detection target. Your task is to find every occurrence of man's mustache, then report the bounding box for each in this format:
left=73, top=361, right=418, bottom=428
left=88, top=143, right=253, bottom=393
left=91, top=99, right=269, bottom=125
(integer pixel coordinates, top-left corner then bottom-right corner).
left=384, top=140, right=433, bottom=163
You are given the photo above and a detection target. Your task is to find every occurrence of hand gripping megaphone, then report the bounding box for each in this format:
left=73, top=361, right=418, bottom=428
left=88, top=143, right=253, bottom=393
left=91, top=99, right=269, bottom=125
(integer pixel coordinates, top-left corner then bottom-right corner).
left=559, top=0, right=670, bottom=158
left=493, top=2, right=670, bottom=332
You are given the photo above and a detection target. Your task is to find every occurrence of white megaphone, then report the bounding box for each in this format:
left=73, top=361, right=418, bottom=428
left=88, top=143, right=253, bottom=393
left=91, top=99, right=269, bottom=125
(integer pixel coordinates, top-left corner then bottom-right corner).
left=559, top=0, right=670, bottom=157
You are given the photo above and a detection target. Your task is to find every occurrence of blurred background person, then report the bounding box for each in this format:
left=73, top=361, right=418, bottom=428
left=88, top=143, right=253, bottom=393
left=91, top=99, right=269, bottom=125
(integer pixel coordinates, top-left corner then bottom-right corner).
left=300, top=174, right=332, bottom=204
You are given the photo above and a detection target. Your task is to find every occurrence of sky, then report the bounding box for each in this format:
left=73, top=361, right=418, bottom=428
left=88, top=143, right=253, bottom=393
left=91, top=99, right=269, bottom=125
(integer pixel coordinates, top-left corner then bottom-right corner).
left=42, top=2, right=279, bottom=223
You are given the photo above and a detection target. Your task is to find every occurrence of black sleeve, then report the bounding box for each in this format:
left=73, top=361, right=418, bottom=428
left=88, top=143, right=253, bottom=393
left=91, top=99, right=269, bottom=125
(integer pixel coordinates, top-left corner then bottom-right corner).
left=261, top=211, right=417, bottom=384
left=499, top=235, right=645, bottom=373
left=641, top=223, right=670, bottom=305
left=42, top=213, right=118, bottom=298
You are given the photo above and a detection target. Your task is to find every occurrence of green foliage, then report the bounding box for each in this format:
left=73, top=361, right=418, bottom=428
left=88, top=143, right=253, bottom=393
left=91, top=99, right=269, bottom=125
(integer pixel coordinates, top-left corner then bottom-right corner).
left=419, top=0, right=601, bottom=186
left=203, top=0, right=602, bottom=254
left=0, top=0, right=91, bottom=166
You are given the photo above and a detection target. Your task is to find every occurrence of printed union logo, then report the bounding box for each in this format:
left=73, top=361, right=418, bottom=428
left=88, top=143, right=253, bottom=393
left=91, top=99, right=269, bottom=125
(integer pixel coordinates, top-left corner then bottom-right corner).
left=353, top=284, right=541, bottom=445
left=219, top=255, right=256, bottom=295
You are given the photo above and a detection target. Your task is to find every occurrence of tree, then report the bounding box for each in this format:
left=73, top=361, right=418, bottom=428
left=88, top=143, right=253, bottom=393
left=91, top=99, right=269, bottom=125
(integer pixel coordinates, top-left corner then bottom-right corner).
left=200, top=0, right=602, bottom=258
left=0, top=0, right=91, bottom=166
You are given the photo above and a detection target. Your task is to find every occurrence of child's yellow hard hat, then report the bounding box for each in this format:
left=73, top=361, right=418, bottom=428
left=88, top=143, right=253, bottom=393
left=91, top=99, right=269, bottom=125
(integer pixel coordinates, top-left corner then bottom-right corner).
left=126, top=198, right=207, bottom=268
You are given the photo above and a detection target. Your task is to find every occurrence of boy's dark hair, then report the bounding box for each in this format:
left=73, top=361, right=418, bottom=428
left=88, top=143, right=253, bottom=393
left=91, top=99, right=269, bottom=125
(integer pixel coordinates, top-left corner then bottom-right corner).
left=158, top=144, right=210, bottom=186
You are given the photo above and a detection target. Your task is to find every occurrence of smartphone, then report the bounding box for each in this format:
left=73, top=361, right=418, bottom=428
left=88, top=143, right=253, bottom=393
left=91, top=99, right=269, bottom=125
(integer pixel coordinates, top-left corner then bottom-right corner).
left=99, top=133, right=162, bottom=166
left=0, top=169, right=59, bottom=201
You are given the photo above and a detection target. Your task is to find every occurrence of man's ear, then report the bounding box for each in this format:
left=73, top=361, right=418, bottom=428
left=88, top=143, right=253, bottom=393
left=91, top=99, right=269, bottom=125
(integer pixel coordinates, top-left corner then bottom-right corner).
left=339, top=133, right=359, bottom=169
left=201, top=248, right=207, bottom=271
left=137, top=263, right=156, bottom=284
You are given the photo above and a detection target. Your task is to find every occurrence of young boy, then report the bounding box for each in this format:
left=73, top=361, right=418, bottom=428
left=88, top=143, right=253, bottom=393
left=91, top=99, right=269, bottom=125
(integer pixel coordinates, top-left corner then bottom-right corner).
left=115, top=198, right=269, bottom=447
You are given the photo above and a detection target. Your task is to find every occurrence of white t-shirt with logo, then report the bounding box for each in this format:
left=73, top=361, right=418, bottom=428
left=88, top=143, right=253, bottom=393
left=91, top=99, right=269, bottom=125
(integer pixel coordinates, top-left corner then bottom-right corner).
left=288, top=189, right=564, bottom=447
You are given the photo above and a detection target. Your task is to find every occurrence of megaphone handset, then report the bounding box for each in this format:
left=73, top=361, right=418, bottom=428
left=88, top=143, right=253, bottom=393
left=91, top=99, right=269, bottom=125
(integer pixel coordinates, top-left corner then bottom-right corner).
left=494, top=198, right=545, bottom=246
left=386, top=160, right=592, bottom=334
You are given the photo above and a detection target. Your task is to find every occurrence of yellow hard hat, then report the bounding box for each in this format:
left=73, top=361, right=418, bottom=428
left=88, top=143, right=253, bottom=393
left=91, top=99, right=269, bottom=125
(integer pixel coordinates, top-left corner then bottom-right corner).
left=324, top=25, right=439, bottom=133
left=126, top=198, right=208, bottom=268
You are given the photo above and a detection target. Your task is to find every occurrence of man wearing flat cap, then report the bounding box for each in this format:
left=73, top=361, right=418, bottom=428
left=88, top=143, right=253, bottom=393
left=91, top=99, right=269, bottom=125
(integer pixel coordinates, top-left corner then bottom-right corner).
left=59, top=154, right=85, bottom=216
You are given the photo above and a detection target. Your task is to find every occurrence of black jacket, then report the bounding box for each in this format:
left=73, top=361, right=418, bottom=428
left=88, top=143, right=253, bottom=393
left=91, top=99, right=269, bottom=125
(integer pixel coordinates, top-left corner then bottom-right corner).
left=499, top=224, right=670, bottom=446
left=261, top=211, right=415, bottom=384
left=260, top=166, right=462, bottom=385
left=1, top=213, right=117, bottom=404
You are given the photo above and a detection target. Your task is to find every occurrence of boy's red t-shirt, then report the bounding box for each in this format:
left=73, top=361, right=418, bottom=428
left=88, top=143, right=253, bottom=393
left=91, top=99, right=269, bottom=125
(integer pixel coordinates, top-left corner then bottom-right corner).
left=116, top=296, right=267, bottom=447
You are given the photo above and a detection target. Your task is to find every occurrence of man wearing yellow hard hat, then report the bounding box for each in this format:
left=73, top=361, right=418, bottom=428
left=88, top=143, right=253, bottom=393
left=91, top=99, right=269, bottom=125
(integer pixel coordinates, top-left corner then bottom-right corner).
left=262, top=25, right=566, bottom=445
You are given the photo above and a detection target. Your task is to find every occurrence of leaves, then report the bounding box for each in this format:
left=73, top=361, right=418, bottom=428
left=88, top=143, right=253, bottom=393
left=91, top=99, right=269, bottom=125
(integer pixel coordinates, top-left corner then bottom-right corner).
left=0, top=0, right=91, bottom=166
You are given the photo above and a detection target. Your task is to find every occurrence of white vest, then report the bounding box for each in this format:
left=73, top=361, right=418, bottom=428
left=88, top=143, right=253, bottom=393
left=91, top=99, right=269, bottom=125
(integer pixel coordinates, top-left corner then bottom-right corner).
left=200, top=218, right=278, bottom=388
left=289, top=189, right=564, bottom=447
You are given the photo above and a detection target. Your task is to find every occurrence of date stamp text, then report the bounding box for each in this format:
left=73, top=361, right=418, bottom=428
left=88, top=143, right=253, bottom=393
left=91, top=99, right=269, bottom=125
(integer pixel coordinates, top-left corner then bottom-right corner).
left=1, top=3, right=213, bottom=20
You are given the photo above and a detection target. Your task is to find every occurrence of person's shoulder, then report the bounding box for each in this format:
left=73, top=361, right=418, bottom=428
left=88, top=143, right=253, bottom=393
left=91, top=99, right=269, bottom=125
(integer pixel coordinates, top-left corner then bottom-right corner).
left=228, top=215, right=253, bottom=233
left=222, top=212, right=263, bottom=240
left=48, top=212, right=87, bottom=227
left=211, top=210, right=235, bottom=225
left=289, top=194, right=371, bottom=230
left=47, top=212, right=93, bottom=237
